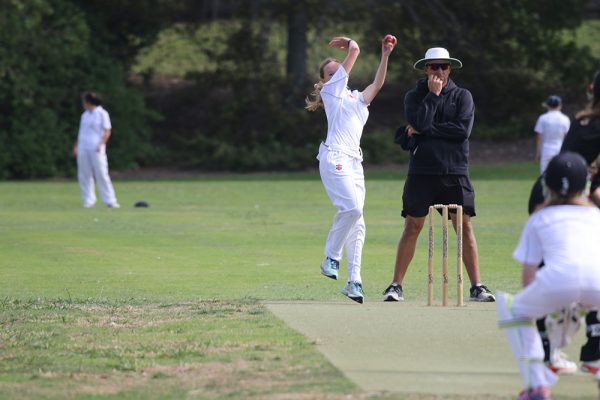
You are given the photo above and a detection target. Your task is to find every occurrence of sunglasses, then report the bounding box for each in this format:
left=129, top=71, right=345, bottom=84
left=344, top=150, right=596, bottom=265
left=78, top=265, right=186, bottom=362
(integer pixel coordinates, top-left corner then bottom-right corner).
left=426, top=63, right=450, bottom=71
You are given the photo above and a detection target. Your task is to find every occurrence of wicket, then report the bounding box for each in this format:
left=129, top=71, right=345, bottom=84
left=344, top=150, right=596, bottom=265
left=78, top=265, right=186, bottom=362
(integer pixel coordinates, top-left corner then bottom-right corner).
left=427, top=204, right=464, bottom=306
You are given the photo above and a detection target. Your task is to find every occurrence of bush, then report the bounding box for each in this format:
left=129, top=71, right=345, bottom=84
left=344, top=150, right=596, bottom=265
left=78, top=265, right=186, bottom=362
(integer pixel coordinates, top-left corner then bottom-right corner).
left=0, top=0, right=155, bottom=179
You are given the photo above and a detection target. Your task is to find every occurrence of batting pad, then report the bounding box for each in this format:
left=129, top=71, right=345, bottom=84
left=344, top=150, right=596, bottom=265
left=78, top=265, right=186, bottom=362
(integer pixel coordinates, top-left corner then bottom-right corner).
left=496, top=291, right=558, bottom=389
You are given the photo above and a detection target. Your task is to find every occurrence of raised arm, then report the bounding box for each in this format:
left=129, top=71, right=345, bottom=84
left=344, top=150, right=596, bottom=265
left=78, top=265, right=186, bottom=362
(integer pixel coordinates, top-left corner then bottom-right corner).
left=362, top=37, right=396, bottom=105
left=329, top=37, right=360, bottom=76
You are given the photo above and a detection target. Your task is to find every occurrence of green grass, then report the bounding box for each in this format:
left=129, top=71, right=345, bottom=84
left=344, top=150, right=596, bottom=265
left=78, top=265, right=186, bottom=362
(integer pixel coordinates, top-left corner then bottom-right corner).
left=0, top=162, right=541, bottom=399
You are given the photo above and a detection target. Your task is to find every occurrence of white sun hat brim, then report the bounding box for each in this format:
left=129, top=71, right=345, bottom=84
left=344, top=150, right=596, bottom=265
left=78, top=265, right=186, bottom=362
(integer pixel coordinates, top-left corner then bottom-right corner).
left=413, top=47, right=463, bottom=70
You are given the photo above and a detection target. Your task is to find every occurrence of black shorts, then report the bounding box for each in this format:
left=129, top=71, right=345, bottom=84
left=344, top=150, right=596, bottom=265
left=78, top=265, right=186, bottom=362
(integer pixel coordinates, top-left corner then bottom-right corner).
left=402, top=174, right=476, bottom=218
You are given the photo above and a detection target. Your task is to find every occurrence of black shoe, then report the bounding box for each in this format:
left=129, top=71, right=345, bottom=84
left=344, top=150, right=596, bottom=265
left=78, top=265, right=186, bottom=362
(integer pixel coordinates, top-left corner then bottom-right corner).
left=469, top=284, right=495, bottom=302
left=382, top=283, right=404, bottom=302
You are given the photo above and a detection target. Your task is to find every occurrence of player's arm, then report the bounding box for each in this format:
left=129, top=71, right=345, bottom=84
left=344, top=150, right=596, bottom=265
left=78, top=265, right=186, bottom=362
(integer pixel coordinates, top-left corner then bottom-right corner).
left=522, top=262, right=537, bottom=287
left=422, top=90, right=474, bottom=141
left=535, top=132, right=542, bottom=161
left=362, top=37, right=396, bottom=105
left=97, top=129, right=112, bottom=152
left=102, top=129, right=112, bottom=144
left=329, top=37, right=360, bottom=76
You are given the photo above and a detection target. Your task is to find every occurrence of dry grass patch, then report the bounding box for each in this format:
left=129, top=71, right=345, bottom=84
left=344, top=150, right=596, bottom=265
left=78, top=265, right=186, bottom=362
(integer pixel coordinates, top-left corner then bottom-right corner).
left=0, top=298, right=358, bottom=399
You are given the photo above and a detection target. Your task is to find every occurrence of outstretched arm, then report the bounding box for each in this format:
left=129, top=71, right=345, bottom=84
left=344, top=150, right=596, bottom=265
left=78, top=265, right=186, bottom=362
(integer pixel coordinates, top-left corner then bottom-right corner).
left=362, top=39, right=395, bottom=104
left=329, top=37, right=360, bottom=76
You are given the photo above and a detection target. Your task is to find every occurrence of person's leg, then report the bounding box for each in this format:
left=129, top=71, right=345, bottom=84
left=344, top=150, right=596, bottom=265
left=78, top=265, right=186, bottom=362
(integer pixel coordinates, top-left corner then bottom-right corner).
left=443, top=176, right=494, bottom=301
left=451, top=213, right=480, bottom=284
left=77, top=151, right=96, bottom=207
left=319, top=152, right=363, bottom=267
left=91, top=150, right=119, bottom=207
left=392, top=216, right=425, bottom=283
left=543, top=304, right=582, bottom=374
left=581, top=310, right=600, bottom=372
left=383, top=175, right=434, bottom=301
left=497, top=288, right=560, bottom=395
left=345, top=159, right=365, bottom=283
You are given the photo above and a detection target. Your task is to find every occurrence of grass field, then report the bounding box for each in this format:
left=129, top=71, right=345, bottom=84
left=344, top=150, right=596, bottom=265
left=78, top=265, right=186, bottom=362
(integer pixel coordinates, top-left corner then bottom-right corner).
left=1, top=162, right=591, bottom=399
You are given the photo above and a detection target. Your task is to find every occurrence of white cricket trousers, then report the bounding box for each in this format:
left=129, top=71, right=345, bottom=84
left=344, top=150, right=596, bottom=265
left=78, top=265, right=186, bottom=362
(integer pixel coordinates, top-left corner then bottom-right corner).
left=77, top=149, right=118, bottom=207
left=318, top=143, right=365, bottom=283
left=505, top=265, right=600, bottom=388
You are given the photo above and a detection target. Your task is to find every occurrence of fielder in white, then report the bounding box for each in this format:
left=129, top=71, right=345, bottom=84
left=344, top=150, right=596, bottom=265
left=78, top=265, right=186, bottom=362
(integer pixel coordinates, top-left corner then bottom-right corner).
left=534, top=95, right=570, bottom=174
left=497, top=151, right=600, bottom=400
left=74, top=92, right=120, bottom=209
left=305, top=35, right=396, bottom=303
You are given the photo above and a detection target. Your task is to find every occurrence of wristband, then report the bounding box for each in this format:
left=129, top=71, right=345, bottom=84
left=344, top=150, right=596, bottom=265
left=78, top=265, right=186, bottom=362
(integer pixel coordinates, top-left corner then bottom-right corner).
left=347, top=39, right=351, bottom=48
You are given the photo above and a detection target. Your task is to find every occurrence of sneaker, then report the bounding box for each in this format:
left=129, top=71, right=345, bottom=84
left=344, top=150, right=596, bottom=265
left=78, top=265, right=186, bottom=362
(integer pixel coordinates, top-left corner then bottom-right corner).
left=581, top=359, right=600, bottom=374
left=547, top=350, right=577, bottom=374
left=320, top=257, right=339, bottom=280
left=382, top=283, right=404, bottom=302
left=470, top=284, right=496, bottom=302
left=107, top=203, right=120, bottom=209
left=341, top=281, right=364, bottom=304
left=517, top=386, right=552, bottom=400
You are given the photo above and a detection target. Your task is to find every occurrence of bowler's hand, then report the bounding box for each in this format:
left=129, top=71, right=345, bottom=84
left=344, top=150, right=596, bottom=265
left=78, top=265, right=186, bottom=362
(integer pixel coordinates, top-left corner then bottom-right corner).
left=329, top=37, right=356, bottom=50
left=96, top=143, right=102, bottom=153
left=428, top=74, right=443, bottom=96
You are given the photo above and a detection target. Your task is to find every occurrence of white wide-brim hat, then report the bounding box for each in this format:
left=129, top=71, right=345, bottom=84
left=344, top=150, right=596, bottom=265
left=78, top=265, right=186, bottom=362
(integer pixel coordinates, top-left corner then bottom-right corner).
left=413, top=47, right=462, bottom=70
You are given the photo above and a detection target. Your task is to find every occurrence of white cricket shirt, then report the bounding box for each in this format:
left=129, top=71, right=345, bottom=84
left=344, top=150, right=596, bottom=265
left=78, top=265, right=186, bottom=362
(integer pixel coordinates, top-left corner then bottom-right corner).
left=77, top=105, right=112, bottom=151
left=320, top=66, right=369, bottom=150
left=534, top=110, right=570, bottom=156
left=513, top=205, right=600, bottom=286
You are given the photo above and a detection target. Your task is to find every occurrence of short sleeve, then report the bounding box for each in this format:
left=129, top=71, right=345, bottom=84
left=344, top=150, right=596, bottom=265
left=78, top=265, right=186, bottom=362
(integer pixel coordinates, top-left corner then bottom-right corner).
left=534, top=115, right=543, bottom=134
left=101, top=109, right=112, bottom=130
left=321, top=67, right=348, bottom=99
left=512, top=219, right=543, bottom=265
left=355, top=90, right=369, bottom=106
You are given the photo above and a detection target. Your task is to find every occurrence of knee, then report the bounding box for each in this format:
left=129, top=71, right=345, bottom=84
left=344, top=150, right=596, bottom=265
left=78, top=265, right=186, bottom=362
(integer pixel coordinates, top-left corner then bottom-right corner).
left=403, top=218, right=424, bottom=237
left=343, top=207, right=363, bottom=221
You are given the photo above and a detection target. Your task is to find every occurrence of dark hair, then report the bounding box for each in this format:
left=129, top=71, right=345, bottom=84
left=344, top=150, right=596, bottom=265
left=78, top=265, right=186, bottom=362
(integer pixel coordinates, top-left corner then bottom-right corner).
left=82, top=91, right=102, bottom=106
left=576, top=71, right=600, bottom=120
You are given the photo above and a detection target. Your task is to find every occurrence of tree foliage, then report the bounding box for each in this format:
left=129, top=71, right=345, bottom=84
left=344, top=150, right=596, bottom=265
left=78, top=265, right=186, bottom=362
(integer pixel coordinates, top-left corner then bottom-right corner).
left=1, top=0, right=598, bottom=177
left=0, top=0, right=157, bottom=178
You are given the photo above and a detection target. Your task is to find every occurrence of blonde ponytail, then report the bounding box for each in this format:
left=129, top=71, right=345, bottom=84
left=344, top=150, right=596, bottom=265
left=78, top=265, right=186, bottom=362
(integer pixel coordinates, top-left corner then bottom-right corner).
left=305, top=81, right=324, bottom=111
left=304, top=58, right=339, bottom=112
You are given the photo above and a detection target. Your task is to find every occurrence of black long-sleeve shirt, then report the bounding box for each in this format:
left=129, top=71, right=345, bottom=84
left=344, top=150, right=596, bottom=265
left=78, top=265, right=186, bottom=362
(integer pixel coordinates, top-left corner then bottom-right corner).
left=404, top=78, right=474, bottom=175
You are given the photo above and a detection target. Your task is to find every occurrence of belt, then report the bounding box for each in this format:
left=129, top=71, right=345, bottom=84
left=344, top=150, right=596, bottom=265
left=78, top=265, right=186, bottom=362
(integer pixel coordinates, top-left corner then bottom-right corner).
left=320, top=142, right=363, bottom=160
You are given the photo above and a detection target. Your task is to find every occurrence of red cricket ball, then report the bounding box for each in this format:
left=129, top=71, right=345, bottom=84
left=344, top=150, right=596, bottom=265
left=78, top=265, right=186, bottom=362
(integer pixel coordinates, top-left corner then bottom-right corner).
left=383, top=34, right=397, bottom=46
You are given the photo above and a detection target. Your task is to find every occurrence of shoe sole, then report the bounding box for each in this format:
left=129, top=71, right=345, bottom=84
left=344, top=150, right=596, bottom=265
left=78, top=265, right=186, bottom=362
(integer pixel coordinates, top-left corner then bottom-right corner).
left=321, top=270, right=338, bottom=280
left=548, top=365, right=577, bottom=374
left=383, top=294, right=403, bottom=302
left=469, top=296, right=496, bottom=302
left=341, top=290, right=364, bottom=304
left=581, top=364, right=600, bottom=374
left=344, top=294, right=364, bottom=304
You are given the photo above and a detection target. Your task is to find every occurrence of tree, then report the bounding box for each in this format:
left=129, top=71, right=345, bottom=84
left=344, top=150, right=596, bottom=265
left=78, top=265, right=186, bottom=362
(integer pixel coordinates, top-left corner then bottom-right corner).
left=0, top=0, right=155, bottom=178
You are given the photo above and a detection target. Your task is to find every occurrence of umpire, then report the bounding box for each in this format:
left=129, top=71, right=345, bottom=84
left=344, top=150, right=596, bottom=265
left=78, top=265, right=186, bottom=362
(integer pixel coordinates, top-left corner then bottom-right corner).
left=382, top=47, right=495, bottom=303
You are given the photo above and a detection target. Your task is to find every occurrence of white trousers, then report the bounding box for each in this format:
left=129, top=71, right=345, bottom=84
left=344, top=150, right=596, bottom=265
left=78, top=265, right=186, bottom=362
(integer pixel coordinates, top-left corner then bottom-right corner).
left=77, top=149, right=118, bottom=207
left=502, top=266, right=600, bottom=388
left=318, top=144, right=365, bottom=283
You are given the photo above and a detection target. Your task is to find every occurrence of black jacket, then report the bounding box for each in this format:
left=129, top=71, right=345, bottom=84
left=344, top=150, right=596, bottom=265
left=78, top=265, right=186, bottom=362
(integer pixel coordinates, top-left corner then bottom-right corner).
left=560, top=116, right=600, bottom=165
left=398, top=78, right=474, bottom=175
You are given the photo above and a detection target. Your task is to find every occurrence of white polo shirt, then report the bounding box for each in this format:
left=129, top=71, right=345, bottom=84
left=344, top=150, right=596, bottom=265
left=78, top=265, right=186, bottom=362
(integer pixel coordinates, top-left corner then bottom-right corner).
left=321, top=67, right=369, bottom=150
left=534, top=110, right=570, bottom=156
left=77, top=106, right=111, bottom=151
left=513, top=205, right=600, bottom=287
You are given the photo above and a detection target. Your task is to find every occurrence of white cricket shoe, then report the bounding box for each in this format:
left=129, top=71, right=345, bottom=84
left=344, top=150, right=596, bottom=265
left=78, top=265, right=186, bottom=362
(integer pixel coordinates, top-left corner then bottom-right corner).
left=547, top=350, right=578, bottom=374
